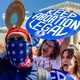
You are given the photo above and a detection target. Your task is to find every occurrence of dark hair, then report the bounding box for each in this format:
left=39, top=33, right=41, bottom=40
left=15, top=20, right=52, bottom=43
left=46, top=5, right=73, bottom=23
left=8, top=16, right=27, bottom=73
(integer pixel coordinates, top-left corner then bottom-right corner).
left=61, top=48, right=74, bottom=58
left=37, top=40, right=60, bottom=59
left=61, top=44, right=80, bottom=77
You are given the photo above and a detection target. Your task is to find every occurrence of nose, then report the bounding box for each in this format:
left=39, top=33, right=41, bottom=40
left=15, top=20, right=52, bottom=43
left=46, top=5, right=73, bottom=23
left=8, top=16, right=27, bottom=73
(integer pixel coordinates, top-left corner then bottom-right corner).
left=64, top=59, right=68, bottom=63
left=45, top=44, right=49, bottom=49
left=62, top=58, right=68, bottom=63
left=15, top=38, right=18, bottom=40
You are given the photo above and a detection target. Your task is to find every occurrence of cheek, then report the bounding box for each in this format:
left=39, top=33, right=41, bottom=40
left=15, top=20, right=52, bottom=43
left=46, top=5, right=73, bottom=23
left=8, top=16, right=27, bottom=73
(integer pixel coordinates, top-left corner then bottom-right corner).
left=48, top=49, right=53, bottom=54
left=50, top=48, right=54, bottom=52
left=70, top=60, right=75, bottom=66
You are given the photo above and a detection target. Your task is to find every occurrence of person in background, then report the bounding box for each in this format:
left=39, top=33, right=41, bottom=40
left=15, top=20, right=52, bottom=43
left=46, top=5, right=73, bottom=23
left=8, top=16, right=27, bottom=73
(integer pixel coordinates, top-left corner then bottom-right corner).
left=32, top=46, right=39, bottom=58
left=0, top=27, right=51, bottom=80
left=60, top=44, right=80, bottom=80
left=33, top=37, right=70, bottom=72
left=0, top=42, right=5, bottom=57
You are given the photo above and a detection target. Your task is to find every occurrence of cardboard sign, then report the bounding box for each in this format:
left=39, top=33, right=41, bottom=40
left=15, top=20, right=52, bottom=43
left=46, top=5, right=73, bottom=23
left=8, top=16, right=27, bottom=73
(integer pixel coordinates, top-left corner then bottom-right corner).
left=31, top=35, right=40, bottom=46
left=50, top=69, right=74, bottom=80
left=26, top=9, right=80, bottom=40
left=5, top=0, right=25, bottom=29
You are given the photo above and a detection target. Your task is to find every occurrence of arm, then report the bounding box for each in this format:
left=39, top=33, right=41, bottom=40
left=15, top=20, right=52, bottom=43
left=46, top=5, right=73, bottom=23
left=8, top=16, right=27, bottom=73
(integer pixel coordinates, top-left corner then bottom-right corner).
left=60, top=37, right=70, bottom=56
left=0, top=51, right=6, bottom=57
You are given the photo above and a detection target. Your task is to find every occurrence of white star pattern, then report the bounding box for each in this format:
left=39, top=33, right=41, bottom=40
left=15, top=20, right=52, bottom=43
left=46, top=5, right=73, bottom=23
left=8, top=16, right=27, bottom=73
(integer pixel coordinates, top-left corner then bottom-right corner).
left=12, top=51, right=16, bottom=55
left=26, top=43, right=29, bottom=46
left=26, top=50, right=29, bottom=53
left=8, top=51, right=10, bottom=54
left=19, top=43, right=23, bottom=47
left=20, top=58, right=23, bottom=61
left=11, top=43, right=15, bottom=47
left=7, top=44, right=9, bottom=48
left=13, top=58, right=16, bottom=61
left=6, top=41, right=32, bottom=69
left=20, top=50, right=24, bottom=55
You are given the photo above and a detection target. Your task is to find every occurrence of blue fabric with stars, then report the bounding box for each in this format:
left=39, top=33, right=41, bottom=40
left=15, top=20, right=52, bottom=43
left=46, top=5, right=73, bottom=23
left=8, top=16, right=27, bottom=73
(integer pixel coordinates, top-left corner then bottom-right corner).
left=6, top=40, right=32, bottom=67
left=0, top=57, right=38, bottom=80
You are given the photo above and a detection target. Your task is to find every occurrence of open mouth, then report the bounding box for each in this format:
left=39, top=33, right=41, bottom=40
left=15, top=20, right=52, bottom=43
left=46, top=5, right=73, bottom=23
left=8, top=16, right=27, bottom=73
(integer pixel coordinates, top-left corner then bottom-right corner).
left=63, top=64, right=69, bottom=70
left=43, top=48, right=48, bottom=52
left=63, top=64, right=68, bottom=67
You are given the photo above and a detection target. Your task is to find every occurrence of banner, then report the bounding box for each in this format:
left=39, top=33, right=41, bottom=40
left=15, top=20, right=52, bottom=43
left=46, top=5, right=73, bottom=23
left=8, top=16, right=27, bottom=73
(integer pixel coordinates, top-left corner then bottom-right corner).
left=31, top=35, right=40, bottom=46
left=5, top=0, right=25, bottom=29
left=26, top=9, right=80, bottom=40
left=50, top=69, right=74, bottom=80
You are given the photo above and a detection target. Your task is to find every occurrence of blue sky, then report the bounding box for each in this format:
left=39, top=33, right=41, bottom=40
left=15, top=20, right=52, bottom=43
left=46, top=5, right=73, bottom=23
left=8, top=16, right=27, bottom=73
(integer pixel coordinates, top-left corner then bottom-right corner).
left=0, top=0, right=80, bottom=27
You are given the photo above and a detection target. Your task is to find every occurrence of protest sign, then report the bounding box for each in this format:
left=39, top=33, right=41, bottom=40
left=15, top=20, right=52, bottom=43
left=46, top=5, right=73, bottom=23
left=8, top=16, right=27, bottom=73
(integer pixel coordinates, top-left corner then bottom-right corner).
left=31, top=35, right=40, bottom=46
left=26, top=9, right=80, bottom=40
left=50, top=69, right=74, bottom=80
left=5, top=0, right=25, bottom=29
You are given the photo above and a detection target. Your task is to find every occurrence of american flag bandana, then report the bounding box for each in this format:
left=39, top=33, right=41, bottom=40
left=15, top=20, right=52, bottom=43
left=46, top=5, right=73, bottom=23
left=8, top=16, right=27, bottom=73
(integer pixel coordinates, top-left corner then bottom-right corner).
left=6, top=40, right=32, bottom=68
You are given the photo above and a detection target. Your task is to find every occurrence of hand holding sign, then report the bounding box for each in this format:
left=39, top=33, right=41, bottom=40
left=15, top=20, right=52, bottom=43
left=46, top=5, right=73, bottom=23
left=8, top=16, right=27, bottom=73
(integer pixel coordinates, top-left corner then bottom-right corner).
left=26, top=9, right=80, bottom=40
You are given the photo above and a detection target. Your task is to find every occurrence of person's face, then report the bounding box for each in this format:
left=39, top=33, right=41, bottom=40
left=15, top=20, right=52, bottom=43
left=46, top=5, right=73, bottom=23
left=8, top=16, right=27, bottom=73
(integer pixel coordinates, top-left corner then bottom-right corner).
left=61, top=51, right=75, bottom=74
left=41, top=40, right=54, bottom=58
left=6, top=32, right=29, bottom=43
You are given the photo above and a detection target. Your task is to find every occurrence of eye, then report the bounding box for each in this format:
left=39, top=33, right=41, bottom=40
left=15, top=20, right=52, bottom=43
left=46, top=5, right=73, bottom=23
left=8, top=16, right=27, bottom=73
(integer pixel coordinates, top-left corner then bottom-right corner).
left=49, top=45, right=54, bottom=48
left=17, top=37, right=24, bottom=40
left=8, top=38, right=15, bottom=42
left=67, top=56, right=71, bottom=59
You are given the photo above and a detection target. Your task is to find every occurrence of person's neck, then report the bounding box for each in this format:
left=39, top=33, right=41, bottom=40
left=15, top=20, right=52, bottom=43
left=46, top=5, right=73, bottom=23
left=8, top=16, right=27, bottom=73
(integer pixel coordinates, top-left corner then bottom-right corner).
left=69, top=71, right=76, bottom=76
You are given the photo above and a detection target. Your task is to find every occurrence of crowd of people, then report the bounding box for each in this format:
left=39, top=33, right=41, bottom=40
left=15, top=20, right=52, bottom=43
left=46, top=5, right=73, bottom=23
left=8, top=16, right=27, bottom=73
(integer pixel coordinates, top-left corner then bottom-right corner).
left=0, top=27, right=80, bottom=80
left=0, top=0, right=80, bottom=79
left=0, top=27, right=51, bottom=80
left=33, top=37, right=70, bottom=71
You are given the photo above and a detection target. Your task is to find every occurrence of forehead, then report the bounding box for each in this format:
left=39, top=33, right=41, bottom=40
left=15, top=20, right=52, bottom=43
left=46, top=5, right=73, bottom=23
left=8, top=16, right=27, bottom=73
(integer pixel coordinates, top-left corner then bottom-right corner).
left=62, top=50, right=74, bottom=57
left=46, top=40, right=54, bottom=43
left=45, top=40, right=54, bottom=45
left=7, top=32, right=28, bottom=39
left=63, top=51, right=68, bottom=56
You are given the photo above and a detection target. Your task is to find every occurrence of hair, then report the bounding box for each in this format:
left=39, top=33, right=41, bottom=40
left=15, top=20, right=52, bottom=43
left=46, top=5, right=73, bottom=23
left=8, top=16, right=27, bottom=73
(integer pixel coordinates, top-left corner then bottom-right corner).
left=61, top=44, right=80, bottom=77
left=36, top=40, right=60, bottom=59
